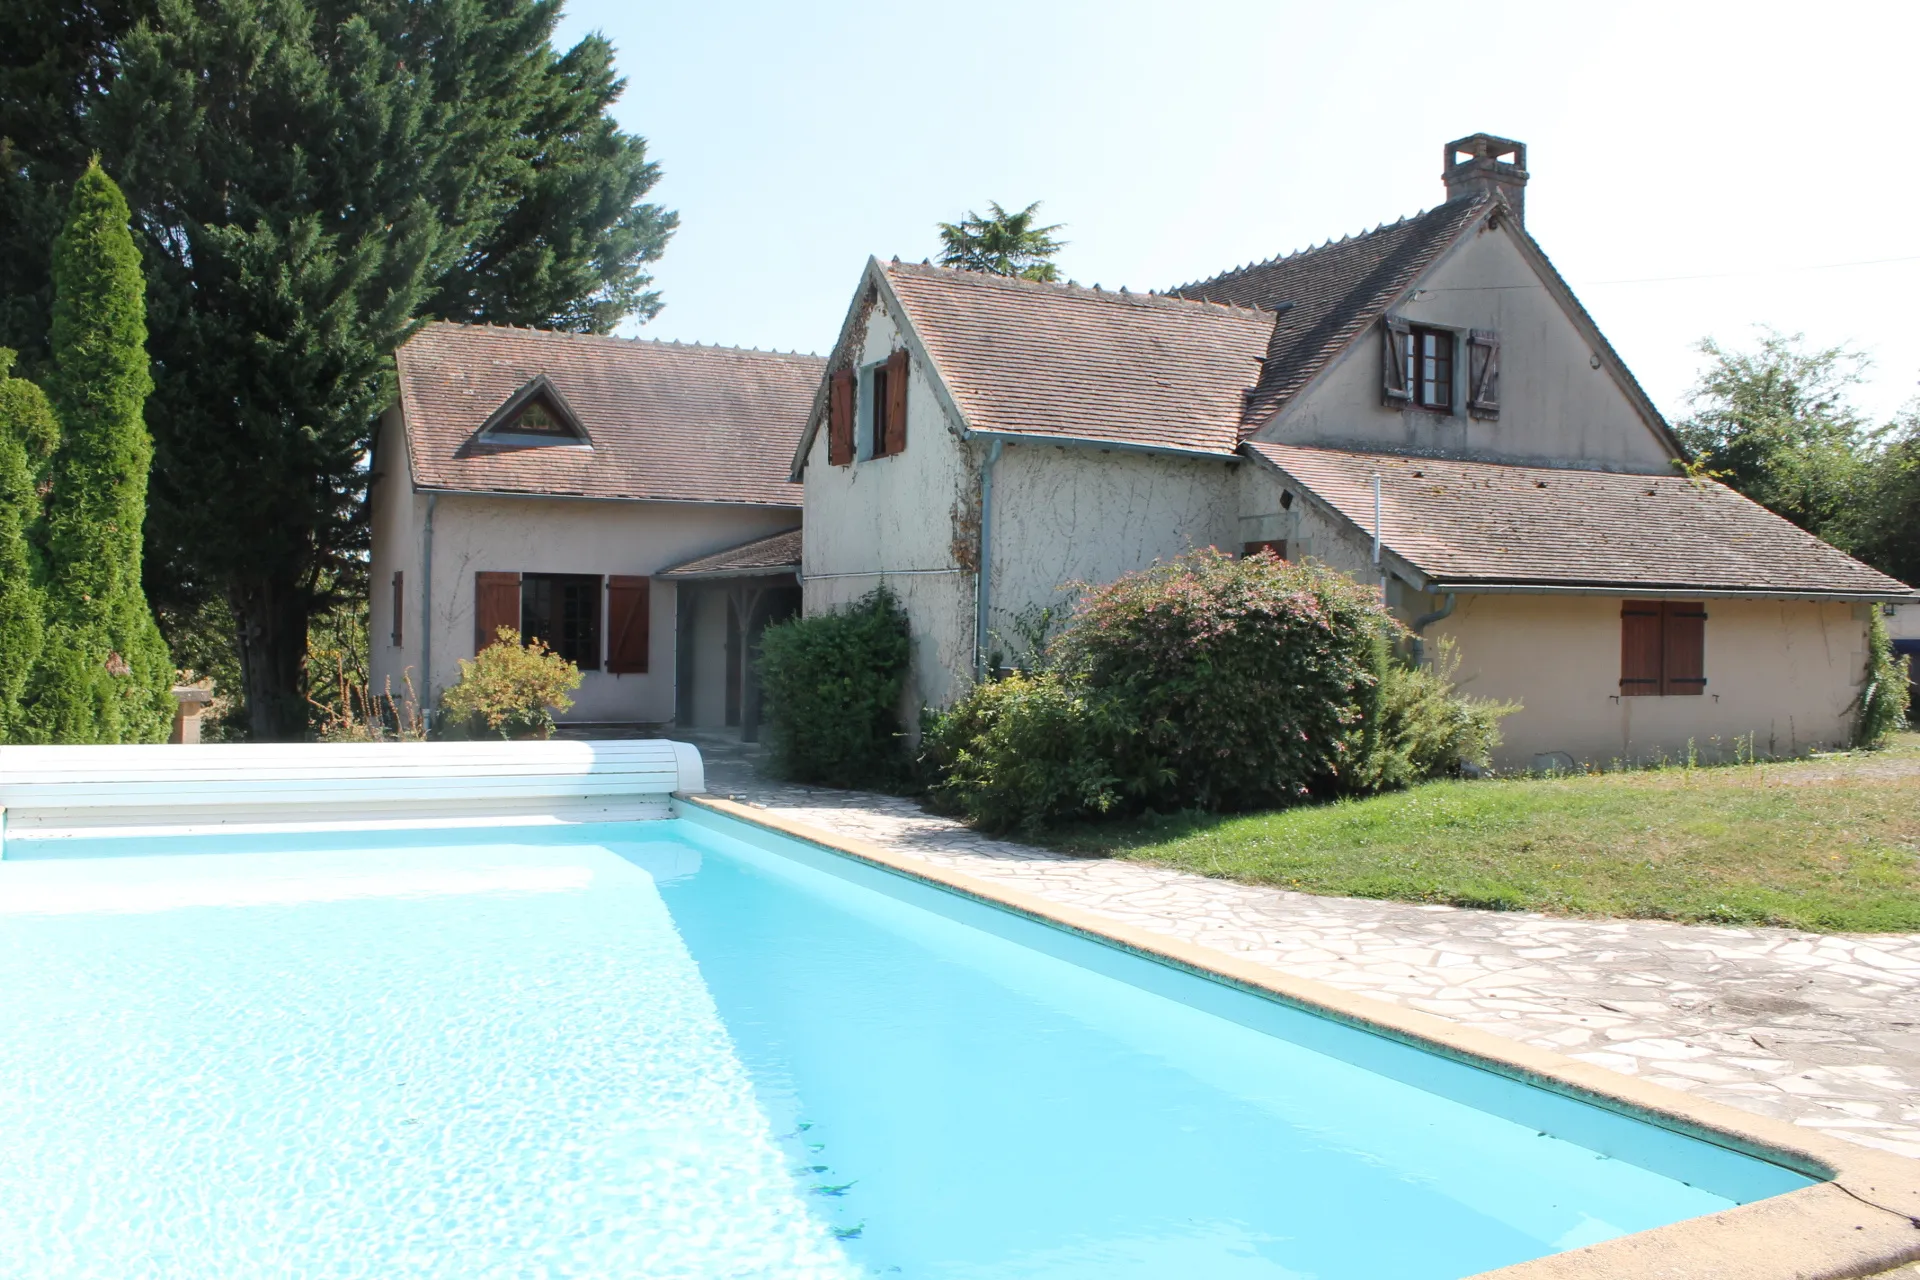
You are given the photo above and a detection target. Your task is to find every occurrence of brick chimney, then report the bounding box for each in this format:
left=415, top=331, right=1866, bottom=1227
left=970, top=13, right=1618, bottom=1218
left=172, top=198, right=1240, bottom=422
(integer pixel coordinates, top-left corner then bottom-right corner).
left=1443, top=134, right=1528, bottom=223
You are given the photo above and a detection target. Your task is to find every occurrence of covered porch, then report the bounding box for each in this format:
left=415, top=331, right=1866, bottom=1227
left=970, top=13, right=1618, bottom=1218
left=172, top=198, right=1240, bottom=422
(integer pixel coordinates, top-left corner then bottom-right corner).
left=658, top=529, right=802, bottom=742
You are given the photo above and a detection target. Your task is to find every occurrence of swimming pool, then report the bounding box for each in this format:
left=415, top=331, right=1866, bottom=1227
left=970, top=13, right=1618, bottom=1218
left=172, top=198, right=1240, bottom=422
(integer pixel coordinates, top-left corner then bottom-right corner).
left=0, top=810, right=1828, bottom=1278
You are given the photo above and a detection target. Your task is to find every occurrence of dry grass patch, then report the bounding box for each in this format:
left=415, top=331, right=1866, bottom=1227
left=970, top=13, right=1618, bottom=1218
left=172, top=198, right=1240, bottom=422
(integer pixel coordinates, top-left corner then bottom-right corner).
left=1045, top=733, right=1920, bottom=933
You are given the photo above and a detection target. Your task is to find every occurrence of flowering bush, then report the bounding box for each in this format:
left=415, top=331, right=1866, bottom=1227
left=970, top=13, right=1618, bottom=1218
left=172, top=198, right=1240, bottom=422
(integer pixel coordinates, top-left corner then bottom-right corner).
left=923, top=549, right=1516, bottom=831
left=437, top=627, right=580, bottom=739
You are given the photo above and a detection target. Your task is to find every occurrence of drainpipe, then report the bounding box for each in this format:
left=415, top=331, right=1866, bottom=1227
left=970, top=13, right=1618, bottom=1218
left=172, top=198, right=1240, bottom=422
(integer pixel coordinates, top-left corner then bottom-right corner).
left=1371, top=472, right=1386, bottom=600
left=1410, top=592, right=1456, bottom=667
left=973, top=438, right=1005, bottom=681
left=419, top=491, right=438, bottom=728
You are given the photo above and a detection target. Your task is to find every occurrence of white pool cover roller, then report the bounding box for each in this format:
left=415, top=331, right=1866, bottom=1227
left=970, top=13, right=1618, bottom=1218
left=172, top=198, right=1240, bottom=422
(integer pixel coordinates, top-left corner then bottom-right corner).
left=0, top=739, right=705, bottom=841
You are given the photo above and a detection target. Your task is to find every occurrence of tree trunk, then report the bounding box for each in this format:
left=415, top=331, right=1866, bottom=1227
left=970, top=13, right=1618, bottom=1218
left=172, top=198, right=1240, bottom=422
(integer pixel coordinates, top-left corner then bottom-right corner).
left=230, top=577, right=311, bottom=741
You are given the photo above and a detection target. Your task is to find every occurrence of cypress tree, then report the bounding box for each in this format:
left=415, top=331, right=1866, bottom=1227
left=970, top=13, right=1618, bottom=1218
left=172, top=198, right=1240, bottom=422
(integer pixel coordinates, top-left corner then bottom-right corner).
left=0, top=350, right=58, bottom=741
left=30, top=160, right=173, bottom=743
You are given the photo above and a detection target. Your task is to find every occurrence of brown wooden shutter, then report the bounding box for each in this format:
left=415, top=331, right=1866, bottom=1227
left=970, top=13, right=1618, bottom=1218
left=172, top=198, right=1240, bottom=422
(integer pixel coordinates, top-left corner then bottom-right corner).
left=1620, top=600, right=1662, bottom=696
left=883, top=348, right=909, bottom=456
left=1662, top=602, right=1707, bottom=696
left=474, top=572, right=521, bottom=653
left=1382, top=316, right=1412, bottom=404
left=827, top=370, right=855, bottom=466
left=1468, top=329, right=1500, bottom=419
left=605, top=576, right=651, bottom=674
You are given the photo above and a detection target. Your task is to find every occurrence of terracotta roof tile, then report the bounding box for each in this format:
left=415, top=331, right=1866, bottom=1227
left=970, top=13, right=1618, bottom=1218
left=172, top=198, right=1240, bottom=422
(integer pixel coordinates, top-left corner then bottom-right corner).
left=1170, top=196, right=1493, bottom=431
left=884, top=261, right=1275, bottom=456
left=657, top=528, right=801, bottom=579
left=1247, top=443, right=1916, bottom=597
left=397, top=323, right=819, bottom=506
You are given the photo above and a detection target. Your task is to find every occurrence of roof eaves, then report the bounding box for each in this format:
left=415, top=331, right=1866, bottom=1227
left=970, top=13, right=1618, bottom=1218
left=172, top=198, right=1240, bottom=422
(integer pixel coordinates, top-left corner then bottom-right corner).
left=1423, top=580, right=1920, bottom=604
left=979, top=429, right=1240, bottom=463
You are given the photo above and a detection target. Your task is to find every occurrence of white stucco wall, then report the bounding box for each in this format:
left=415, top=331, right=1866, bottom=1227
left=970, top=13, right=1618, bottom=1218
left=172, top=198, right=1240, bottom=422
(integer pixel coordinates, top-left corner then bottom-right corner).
left=1258, top=222, right=1676, bottom=474
left=801, top=297, right=978, bottom=711
left=368, top=435, right=797, bottom=724
left=1430, top=593, right=1867, bottom=768
left=1889, top=602, right=1920, bottom=641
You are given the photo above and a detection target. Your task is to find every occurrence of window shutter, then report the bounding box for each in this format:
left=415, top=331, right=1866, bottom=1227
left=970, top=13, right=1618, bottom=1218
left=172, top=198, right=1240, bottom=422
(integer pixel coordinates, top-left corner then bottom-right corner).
left=883, top=349, right=909, bottom=456
left=1662, top=602, right=1707, bottom=696
left=827, top=370, right=855, bottom=466
left=1468, top=329, right=1501, bottom=419
left=391, top=571, right=404, bottom=647
left=1242, top=540, right=1287, bottom=560
left=605, top=575, right=651, bottom=674
left=1382, top=316, right=1412, bottom=404
left=474, top=572, right=521, bottom=653
left=1619, top=600, right=1662, bottom=696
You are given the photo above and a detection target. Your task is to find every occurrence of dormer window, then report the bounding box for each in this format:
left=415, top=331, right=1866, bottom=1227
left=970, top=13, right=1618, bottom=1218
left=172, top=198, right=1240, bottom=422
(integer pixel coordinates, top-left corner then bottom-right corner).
left=477, top=375, right=592, bottom=447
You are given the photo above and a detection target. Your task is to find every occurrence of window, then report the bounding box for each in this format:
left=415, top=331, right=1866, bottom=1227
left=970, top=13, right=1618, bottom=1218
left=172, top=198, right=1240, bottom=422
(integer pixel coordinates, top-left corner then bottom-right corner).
left=1404, top=327, right=1453, bottom=411
left=522, top=573, right=602, bottom=671
left=858, top=349, right=910, bottom=460
left=1620, top=600, right=1706, bottom=696
left=390, top=570, right=404, bottom=647
left=509, top=399, right=572, bottom=437
left=1243, top=540, right=1287, bottom=560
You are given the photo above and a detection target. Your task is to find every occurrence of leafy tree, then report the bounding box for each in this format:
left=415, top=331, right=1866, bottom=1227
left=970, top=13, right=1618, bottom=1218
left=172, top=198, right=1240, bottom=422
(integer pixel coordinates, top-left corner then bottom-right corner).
left=1674, top=330, right=1872, bottom=546
left=0, top=351, right=58, bottom=738
left=25, top=161, right=174, bottom=742
left=1849, top=408, right=1920, bottom=589
left=1, top=0, right=676, bottom=739
left=937, top=201, right=1066, bottom=282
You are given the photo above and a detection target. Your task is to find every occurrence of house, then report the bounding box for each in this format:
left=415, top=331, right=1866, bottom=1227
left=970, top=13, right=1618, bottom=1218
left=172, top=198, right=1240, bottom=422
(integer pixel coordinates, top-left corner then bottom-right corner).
left=369, top=323, right=819, bottom=734
left=792, top=134, right=1918, bottom=767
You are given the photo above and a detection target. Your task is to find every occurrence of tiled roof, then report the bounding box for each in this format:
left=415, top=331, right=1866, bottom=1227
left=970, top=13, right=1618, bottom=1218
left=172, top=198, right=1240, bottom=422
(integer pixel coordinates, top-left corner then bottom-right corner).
left=657, top=528, right=801, bottom=579
left=396, top=322, right=820, bottom=505
left=1247, top=443, right=1916, bottom=597
left=884, top=260, right=1276, bottom=456
left=1170, top=196, right=1494, bottom=430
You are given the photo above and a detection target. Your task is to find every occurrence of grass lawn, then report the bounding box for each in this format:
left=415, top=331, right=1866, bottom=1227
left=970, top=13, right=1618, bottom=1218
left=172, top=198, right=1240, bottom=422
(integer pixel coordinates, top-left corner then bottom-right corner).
left=1044, top=732, right=1920, bottom=933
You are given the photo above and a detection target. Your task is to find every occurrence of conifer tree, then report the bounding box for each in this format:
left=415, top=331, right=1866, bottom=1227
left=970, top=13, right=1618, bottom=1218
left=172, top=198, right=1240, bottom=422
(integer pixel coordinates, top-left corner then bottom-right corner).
left=1, top=0, right=676, bottom=738
left=30, top=161, right=173, bottom=743
left=0, top=350, right=58, bottom=740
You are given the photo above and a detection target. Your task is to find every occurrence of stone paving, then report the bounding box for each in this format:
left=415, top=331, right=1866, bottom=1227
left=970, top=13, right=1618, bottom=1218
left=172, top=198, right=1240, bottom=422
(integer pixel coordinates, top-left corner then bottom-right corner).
left=686, top=733, right=1920, bottom=1160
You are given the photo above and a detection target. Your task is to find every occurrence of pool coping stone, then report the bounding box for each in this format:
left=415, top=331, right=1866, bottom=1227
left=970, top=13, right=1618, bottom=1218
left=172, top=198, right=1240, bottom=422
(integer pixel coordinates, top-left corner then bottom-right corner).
left=678, top=793, right=1920, bottom=1280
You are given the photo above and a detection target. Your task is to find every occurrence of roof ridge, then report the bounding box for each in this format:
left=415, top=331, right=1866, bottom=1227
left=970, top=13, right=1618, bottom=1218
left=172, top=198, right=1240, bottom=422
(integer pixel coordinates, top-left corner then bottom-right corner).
left=885, top=258, right=1275, bottom=322
left=417, top=320, right=823, bottom=362
left=1165, top=193, right=1486, bottom=295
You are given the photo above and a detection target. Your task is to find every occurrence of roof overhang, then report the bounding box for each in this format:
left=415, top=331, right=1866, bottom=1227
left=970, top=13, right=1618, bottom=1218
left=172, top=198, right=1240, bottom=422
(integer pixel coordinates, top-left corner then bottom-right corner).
left=410, top=482, right=801, bottom=510
left=1425, top=581, right=1920, bottom=605
left=965, top=429, right=1239, bottom=464
left=659, top=565, right=800, bottom=582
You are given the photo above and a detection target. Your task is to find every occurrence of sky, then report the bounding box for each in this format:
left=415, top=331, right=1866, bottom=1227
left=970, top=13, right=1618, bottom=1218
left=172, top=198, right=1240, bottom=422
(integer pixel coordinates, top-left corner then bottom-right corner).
left=553, top=0, right=1920, bottom=426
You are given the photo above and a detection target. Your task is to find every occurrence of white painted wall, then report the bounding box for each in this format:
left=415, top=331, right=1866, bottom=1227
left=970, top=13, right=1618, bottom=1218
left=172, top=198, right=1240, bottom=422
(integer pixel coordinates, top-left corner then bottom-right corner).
left=1431, top=593, right=1867, bottom=767
left=368, top=429, right=797, bottom=724
left=1888, top=602, right=1920, bottom=641
left=986, top=441, right=1238, bottom=661
left=801, top=297, right=977, bottom=711
left=1258, top=222, right=1677, bottom=474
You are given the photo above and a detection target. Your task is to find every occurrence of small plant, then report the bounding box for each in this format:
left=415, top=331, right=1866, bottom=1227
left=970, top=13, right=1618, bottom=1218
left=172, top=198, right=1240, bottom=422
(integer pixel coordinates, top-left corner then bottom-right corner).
left=757, top=588, right=911, bottom=788
left=1856, top=608, right=1912, bottom=747
left=437, top=627, right=581, bottom=739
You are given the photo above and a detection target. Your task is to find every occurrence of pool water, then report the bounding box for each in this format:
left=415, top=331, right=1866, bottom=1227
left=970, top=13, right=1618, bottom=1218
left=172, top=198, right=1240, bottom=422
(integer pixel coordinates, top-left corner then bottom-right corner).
left=0, top=813, right=1812, bottom=1279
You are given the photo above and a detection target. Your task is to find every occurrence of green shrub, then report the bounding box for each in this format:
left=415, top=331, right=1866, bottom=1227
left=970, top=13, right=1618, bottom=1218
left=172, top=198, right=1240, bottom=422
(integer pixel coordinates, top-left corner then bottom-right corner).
left=923, top=551, right=1520, bottom=832
left=758, top=587, right=911, bottom=788
left=1348, top=638, right=1518, bottom=790
left=0, top=352, right=55, bottom=741
left=437, top=627, right=581, bottom=738
left=920, top=672, right=1123, bottom=833
left=1052, top=548, right=1391, bottom=811
left=1856, top=608, right=1912, bottom=747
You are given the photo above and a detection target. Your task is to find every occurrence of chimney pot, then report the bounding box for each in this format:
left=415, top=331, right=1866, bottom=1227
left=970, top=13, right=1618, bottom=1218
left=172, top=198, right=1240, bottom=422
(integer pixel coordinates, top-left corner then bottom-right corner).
left=1443, top=133, right=1528, bottom=223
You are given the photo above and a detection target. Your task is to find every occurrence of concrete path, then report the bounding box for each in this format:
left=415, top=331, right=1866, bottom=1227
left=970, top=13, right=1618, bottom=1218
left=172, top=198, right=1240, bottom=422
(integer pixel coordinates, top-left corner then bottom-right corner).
left=688, top=735, right=1920, bottom=1160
